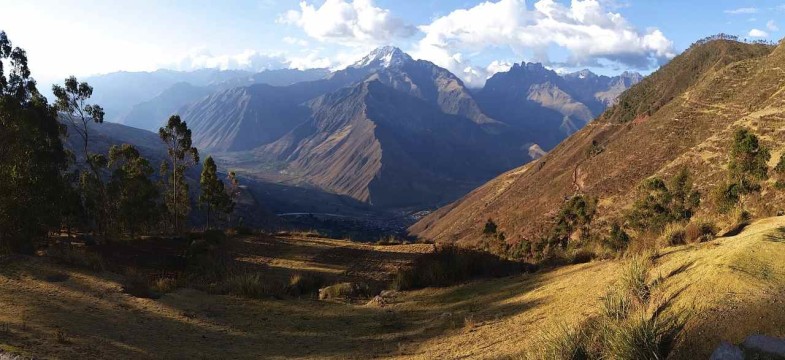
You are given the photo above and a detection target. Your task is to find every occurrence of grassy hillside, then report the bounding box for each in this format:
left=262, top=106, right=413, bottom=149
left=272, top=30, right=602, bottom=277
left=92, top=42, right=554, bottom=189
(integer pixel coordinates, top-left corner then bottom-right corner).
left=410, top=38, right=785, bottom=249
left=1, top=217, right=784, bottom=359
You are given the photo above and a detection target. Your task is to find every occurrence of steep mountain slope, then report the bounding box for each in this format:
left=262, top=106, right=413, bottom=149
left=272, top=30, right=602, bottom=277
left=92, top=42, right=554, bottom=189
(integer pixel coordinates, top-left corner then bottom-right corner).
left=248, top=80, right=525, bottom=208
left=410, top=39, right=780, bottom=246
left=119, top=82, right=214, bottom=131
left=180, top=47, right=640, bottom=211
left=180, top=47, right=529, bottom=209
left=475, top=63, right=641, bottom=149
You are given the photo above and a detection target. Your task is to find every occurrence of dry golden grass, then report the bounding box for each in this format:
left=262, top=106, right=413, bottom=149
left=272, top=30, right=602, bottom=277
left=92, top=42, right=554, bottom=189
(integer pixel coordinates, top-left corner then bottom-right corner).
left=0, top=217, right=784, bottom=359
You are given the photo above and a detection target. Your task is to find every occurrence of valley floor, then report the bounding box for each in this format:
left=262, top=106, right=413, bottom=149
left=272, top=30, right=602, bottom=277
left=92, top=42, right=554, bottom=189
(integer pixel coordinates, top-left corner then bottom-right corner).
left=1, top=218, right=785, bottom=359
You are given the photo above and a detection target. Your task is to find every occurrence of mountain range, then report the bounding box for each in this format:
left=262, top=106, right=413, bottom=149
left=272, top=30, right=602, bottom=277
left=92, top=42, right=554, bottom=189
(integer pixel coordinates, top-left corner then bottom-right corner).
left=83, top=46, right=641, bottom=213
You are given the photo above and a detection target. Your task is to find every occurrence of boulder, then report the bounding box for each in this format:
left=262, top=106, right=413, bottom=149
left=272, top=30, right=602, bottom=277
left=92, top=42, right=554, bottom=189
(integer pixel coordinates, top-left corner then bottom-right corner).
left=709, top=341, right=743, bottom=360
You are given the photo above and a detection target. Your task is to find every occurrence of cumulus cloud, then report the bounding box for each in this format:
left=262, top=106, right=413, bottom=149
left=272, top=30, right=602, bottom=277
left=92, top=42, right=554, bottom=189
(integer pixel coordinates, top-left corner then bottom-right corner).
left=169, top=48, right=289, bottom=72
left=725, top=7, right=758, bottom=15
left=748, top=28, right=769, bottom=38
left=279, top=0, right=416, bottom=46
left=767, top=20, right=779, bottom=32
left=411, top=0, right=675, bottom=86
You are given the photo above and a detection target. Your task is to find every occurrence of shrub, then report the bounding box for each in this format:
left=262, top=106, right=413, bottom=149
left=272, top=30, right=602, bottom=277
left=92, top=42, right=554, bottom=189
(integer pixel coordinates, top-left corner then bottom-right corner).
left=150, top=277, right=179, bottom=294
left=203, top=229, right=227, bottom=244
left=602, top=289, right=634, bottom=322
left=684, top=219, right=717, bottom=243
left=711, top=181, right=741, bottom=214
left=121, top=269, right=160, bottom=299
left=526, top=322, right=592, bottom=360
left=392, top=246, right=530, bottom=290
left=286, top=273, right=324, bottom=297
left=602, top=313, right=681, bottom=360
left=226, top=271, right=275, bottom=299
left=659, top=223, right=686, bottom=247
left=46, top=245, right=105, bottom=272
left=318, top=282, right=370, bottom=300
left=606, top=223, right=630, bottom=251
left=483, top=219, right=498, bottom=235
left=621, top=255, right=653, bottom=304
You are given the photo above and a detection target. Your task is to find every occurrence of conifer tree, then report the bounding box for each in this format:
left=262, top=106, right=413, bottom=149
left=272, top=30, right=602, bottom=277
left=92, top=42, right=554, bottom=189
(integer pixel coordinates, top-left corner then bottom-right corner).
left=199, top=156, right=231, bottom=230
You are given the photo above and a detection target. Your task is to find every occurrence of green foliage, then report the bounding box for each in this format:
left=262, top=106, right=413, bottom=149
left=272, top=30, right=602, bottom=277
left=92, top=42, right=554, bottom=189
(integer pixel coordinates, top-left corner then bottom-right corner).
left=607, top=223, right=631, bottom=251
left=621, top=255, right=654, bottom=304
left=392, top=246, right=527, bottom=290
left=199, top=156, right=233, bottom=229
left=711, top=181, right=742, bottom=214
left=602, top=314, right=681, bottom=360
left=551, top=195, right=597, bottom=247
left=482, top=218, right=497, bottom=235
left=0, top=31, right=68, bottom=252
left=159, top=115, right=199, bottom=233
left=628, top=169, right=700, bottom=232
left=659, top=223, right=686, bottom=247
left=728, top=128, right=770, bottom=182
left=107, top=144, right=160, bottom=238
left=53, top=75, right=108, bottom=237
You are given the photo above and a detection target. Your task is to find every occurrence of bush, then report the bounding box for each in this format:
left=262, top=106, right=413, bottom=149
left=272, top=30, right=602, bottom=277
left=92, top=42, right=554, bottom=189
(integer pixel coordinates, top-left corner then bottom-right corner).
left=659, top=223, right=686, bottom=247
left=286, top=273, right=324, bottom=297
left=226, top=271, right=280, bottom=299
left=603, top=313, right=681, bottom=360
left=684, top=219, right=717, bottom=243
left=606, top=223, right=630, bottom=251
left=621, top=255, right=654, bottom=304
left=391, top=246, right=531, bottom=291
left=46, top=245, right=105, bottom=272
left=527, top=322, right=590, bottom=360
left=121, top=269, right=160, bottom=299
left=203, top=229, right=227, bottom=244
left=318, top=282, right=370, bottom=300
left=602, top=289, right=634, bottom=322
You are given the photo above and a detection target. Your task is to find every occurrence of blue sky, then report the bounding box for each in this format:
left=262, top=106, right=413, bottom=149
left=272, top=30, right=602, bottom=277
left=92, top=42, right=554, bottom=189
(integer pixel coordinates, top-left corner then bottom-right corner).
left=1, top=0, right=784, bottom=87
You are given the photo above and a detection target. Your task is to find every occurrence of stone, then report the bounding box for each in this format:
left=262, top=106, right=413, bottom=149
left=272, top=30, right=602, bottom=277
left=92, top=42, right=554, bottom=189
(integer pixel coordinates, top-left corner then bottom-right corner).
left=742, top=334, right=785, bottom=357
left=709, top=341, right=743, bottom=360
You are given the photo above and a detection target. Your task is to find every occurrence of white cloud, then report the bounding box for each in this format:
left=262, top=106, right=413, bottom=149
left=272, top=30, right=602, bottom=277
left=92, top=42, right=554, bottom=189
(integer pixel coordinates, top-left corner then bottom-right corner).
left=748, top=28, right=769, bottom=38
left=279, top=0, right=415, bottom=46
left=725, top=7, right=758, bottom=15
left=767, top=20, right=779, bottom=32
left=283, top=37, right=310, bottom=47
left=168, top=48, right=289, bottom=71
left=411, top=0, right=674, bottom=86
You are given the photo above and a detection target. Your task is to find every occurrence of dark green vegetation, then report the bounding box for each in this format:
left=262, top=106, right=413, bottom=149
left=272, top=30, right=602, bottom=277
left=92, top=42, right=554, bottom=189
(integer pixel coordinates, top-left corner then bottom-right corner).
left=392, top=246, right=532, bottom=291
left=0, top=31, right=68, bottom=253
left=0, top=31, right=236, bottom=253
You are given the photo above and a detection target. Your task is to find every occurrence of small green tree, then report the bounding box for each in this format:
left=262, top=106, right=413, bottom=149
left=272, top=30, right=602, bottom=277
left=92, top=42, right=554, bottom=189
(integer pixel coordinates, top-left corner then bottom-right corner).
left=199, top=156, right=232, bottom=230
left=628, top=170, right=700, bottom=232
left=225, top=171, right=240, bottom=227
left=667, top=168, right=701, bottom=220
left=552, top=195, right=597, bottom=247
left=107, top=144, right=160, bottom=239
left=483, top=218, right=498, bottom=235
left=159, top=115, right=199, bottom=233
left=729, top=128, right=770, bottom=184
